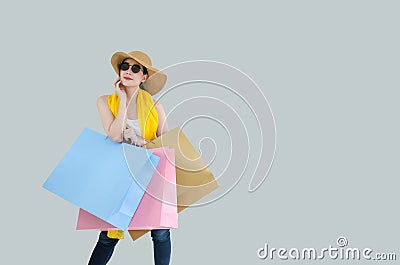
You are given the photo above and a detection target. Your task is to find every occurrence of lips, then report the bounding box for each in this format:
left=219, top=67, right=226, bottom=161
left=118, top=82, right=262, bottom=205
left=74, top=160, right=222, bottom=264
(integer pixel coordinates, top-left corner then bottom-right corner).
left=123, top=77, right=133, bottom=80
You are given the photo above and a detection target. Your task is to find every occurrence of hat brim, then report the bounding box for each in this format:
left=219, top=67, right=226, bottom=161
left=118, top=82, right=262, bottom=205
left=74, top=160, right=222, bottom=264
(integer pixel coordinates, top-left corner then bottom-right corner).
left=111, top=52, right=167, bottom=95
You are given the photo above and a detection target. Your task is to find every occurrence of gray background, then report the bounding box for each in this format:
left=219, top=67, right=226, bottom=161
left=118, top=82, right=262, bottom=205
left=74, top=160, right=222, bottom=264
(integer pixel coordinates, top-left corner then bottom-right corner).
left=1, top=0, right=399, bottom=264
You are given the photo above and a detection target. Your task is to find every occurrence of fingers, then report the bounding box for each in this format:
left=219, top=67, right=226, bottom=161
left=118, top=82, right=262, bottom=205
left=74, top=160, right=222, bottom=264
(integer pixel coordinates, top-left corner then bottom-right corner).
left=114, top=80, right=121, bottom=90
left=123, top=128, right=139, bottom=145
left=123, top=128, right=134, bottom=137
left=123, top=130, right=146, bottom=147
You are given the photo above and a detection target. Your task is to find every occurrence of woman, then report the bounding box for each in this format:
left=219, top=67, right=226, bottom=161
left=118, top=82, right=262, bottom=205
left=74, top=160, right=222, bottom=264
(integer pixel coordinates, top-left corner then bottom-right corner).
left=88, top=51, right=171, bottom=265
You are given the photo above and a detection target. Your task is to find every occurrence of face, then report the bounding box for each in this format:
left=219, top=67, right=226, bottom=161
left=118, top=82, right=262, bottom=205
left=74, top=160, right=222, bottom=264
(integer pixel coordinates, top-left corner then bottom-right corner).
left=119, top=58, right=148, bottom=87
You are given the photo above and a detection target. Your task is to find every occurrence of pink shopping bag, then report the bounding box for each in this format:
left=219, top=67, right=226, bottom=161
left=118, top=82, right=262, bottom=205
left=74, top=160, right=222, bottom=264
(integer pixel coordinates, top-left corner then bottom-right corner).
left=76, top=147, right=178, bottom=230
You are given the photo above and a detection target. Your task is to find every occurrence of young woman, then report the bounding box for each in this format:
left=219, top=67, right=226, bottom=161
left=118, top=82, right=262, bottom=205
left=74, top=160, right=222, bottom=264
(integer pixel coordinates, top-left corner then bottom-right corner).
left=88, top=50, right=171, bottom=265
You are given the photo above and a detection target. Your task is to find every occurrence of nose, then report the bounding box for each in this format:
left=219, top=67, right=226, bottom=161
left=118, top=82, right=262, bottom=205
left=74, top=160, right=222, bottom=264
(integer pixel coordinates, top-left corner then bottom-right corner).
left=125, top=69, right=133, bottom=76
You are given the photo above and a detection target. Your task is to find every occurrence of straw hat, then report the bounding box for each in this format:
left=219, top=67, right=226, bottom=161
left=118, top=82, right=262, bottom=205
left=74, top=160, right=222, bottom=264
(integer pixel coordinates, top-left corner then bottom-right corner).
left=111, top=50, right=167, bottom=95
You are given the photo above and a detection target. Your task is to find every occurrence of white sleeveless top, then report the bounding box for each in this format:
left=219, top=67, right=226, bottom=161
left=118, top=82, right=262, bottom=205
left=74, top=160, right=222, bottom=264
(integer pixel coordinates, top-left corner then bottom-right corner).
left=126, top=118, right=142, bottom=137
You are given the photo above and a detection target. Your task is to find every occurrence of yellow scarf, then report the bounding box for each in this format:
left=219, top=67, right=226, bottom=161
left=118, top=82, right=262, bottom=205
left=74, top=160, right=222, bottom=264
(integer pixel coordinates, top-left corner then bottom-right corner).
left=107, top=89, right=159, bottom=140
left=107, top=89, right=158, bottom=239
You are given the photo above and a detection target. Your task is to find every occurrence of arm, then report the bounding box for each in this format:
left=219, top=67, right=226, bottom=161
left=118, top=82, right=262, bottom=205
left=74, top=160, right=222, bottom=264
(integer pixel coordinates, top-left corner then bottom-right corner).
left=96, top=95, right=127, bottom=142
left=155, top=101, right=168, bottom=137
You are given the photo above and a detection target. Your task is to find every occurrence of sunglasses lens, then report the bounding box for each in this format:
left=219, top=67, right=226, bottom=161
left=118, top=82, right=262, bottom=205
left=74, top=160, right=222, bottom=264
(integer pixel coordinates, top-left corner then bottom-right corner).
left=120, top=62, right=129, bottom=71
left=131, top=65, right=141, bottom=73
left=120, top=62, right=142, bottom=73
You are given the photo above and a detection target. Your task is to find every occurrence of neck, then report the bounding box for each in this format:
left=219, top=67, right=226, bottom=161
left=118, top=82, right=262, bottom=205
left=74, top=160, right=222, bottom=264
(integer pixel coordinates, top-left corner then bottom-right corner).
left=125, top=85, right=140, bottom=104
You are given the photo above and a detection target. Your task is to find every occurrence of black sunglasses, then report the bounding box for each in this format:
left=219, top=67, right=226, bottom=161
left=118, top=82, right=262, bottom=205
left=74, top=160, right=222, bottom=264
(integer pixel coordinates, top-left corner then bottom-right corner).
left=120, top=62, right=143, bottom=73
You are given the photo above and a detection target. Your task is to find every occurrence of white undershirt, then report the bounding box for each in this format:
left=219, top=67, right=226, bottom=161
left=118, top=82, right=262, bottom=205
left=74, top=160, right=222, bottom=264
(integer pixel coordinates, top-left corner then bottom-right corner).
left=126, top=119, right=142, bottom=137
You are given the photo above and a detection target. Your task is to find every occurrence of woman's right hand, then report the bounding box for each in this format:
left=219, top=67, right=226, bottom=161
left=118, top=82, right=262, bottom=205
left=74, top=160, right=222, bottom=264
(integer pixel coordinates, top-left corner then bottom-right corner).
left=114, top=78, right=127, bottom=102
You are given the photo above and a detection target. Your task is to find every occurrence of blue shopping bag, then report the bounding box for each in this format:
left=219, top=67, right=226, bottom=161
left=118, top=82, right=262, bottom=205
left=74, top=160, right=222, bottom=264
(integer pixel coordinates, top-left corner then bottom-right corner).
left=43, top=128, right=160, bottom=230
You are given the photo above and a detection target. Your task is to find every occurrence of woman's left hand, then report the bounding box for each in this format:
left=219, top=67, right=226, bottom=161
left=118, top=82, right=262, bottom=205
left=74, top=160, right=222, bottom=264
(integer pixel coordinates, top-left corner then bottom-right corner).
left=123, top=126, right=137, bottom=142
left=123, top=126, right=148, bottom=146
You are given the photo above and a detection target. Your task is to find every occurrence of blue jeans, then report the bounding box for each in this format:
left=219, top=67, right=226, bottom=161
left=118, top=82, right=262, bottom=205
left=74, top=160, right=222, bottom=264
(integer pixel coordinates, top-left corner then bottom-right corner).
left=88, top=229, right=171, bottom=265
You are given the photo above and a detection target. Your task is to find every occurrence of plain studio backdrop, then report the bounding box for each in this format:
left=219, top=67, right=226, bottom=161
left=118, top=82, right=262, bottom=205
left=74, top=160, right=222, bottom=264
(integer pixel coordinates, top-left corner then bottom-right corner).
left=1, top=1, right=399, bottom=264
